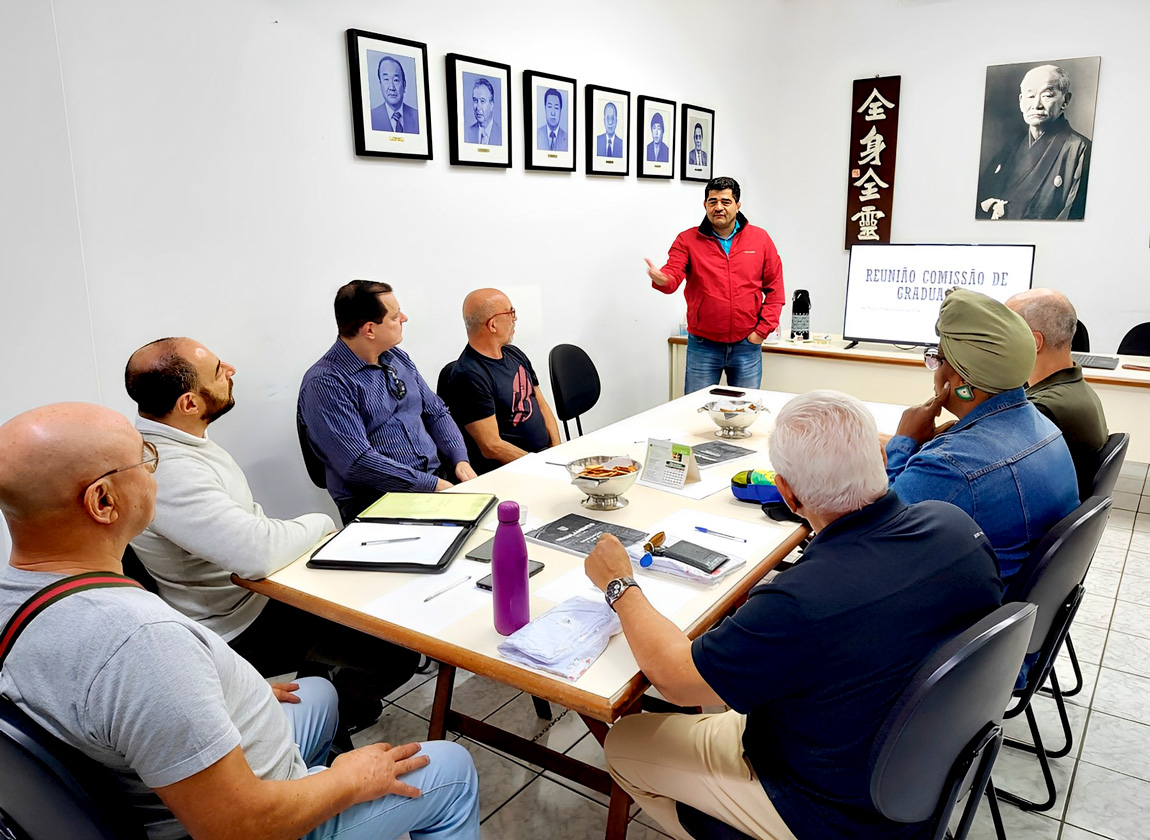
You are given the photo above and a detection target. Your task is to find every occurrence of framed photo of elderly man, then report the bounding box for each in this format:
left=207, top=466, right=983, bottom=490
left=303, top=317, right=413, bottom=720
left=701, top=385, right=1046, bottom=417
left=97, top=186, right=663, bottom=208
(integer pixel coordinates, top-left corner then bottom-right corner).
left=680, top=104, right=714, bottom=182
left=975, top=56, right=1100, bottom=221
left=637, top=96, right=675, bottom=180
left=523, top=70, right=576, bottom=172
left=585, top=85, right=630, bottom=176
left=446, top=53, right=512, bottom=168
left=346, top=30, right=433, bottom=159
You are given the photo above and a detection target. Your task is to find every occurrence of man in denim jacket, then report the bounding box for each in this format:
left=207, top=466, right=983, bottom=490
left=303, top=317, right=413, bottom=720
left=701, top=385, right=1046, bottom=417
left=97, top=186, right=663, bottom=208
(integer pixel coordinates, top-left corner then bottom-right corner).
left=885, top=289, right=1079, bottom=581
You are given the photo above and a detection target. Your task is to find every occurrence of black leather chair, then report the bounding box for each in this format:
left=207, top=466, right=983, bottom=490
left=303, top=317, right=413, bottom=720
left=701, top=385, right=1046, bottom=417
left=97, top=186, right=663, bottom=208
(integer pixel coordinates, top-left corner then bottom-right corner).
left=1071, top=320, right=1090, bottom=352
left=120, top=545, right=159, bottom=595
left=436, top=361, right=456, bottom=403
left=0, top=697, right=148, bottom=840
left=998, top=496, right=1111, bottom=812
left=1117, top=322, right=1150, bottom=356
left=675, top=603, right=1037, bottom=840
left=296, top=413, right=328, bottom=490
left=548, top=344, right=601, bottom=441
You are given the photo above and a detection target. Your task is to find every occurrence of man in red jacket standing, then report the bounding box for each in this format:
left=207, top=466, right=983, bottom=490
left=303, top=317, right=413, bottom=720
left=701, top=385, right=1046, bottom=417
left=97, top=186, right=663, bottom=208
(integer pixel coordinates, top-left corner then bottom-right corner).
left=647, top=177, right=785, bottom=393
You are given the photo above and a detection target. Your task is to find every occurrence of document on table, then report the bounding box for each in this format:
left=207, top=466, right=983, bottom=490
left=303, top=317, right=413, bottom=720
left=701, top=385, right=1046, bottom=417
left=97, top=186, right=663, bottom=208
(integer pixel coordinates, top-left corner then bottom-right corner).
left=535, top=567, right=699, bottom=620
left=358, top=559, right=492, bottom=635
left=647, top=509, right=777, bottom=560
left=637, top=472, right=728, bottom=499
left=691, top=441, right=756, bottom=469
left=311, top=522, right=465, bottom=566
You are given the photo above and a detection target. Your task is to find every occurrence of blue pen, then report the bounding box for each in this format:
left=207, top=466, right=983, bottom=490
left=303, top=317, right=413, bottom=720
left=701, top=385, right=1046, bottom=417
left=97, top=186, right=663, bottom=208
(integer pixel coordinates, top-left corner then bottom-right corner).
left=694, top=526, right=746, bottom=543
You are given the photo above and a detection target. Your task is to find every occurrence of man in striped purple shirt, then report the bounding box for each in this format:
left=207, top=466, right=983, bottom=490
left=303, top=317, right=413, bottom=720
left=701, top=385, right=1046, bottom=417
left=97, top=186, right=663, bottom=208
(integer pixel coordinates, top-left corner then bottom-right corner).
left=298, top=281, right=477, bottom=523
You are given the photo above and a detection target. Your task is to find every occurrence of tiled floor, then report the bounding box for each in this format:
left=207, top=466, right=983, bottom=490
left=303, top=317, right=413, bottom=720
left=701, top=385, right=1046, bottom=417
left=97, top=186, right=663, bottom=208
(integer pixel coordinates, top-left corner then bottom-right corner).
left=355, top=459, right=1150, bottom=840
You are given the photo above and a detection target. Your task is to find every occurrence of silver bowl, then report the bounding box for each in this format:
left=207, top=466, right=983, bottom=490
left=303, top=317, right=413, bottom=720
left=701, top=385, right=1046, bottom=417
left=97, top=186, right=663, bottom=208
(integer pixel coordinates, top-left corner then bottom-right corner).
left=698, top=400, right=768, bottom=438
left=565, top=456, right=642, bottom=511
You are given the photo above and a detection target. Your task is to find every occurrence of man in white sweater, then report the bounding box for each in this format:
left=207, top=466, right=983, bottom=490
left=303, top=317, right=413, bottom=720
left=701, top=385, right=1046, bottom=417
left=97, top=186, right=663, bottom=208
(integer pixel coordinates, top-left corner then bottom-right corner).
left=126, top=337, right=419, bottom=732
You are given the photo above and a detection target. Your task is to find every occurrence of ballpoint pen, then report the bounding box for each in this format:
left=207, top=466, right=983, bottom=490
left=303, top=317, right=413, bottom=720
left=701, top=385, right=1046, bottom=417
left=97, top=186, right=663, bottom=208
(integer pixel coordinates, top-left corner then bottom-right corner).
left=423, top=575, right=472, bottom=603
left=694, top=526, right=746, bottom=543
left=361, top=536, right=422, bottom=546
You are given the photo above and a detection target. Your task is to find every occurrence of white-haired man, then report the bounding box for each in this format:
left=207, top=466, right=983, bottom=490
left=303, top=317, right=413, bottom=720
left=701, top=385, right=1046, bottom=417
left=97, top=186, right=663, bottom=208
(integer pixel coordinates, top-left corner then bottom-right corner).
left=1006, top=288, right=1108, bottom=501
left=584, top=390, right=1002, bottom=840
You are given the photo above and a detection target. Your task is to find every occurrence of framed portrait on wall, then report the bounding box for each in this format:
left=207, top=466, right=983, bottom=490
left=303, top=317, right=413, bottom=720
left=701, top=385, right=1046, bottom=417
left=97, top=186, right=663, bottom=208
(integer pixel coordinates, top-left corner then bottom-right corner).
left=585, top=85, right=630, bottom=176
left=346, top=29, right=433, bottom=160
left=445, top=53, right=512, bottom=168
left=523, top=70, right=576, bottom=172
left=637, top=95, right=675, bottom=180
left=975, top=56, right=1099, bottom=221
left=681, top=104, right=714, bottom=182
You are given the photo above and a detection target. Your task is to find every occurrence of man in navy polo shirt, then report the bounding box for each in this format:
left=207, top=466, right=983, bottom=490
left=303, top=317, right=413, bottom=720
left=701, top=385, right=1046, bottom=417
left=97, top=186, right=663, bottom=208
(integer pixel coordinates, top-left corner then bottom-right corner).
left=585, top=390, right=1002, bottom=839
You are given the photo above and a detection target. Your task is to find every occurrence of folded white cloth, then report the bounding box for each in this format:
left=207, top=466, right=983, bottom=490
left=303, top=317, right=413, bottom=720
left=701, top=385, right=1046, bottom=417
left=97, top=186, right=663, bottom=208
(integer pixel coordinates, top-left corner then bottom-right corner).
left=625, top=543, right=745, bottom=585
left=497, top=596, right=621, bottom=681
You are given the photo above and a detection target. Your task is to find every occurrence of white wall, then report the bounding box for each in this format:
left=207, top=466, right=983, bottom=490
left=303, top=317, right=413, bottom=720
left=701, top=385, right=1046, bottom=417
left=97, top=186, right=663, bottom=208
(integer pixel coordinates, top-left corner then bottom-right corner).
left=0, top=0, right=783, bottom=532
left=762, top=0, right=1150, bottom=348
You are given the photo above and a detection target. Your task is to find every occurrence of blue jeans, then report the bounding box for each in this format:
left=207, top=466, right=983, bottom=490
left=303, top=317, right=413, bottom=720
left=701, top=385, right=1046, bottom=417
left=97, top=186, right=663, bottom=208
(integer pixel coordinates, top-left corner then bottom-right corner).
left=685, top=334, right=763, bottom=394
left=288, top=678, right=480, bottom=840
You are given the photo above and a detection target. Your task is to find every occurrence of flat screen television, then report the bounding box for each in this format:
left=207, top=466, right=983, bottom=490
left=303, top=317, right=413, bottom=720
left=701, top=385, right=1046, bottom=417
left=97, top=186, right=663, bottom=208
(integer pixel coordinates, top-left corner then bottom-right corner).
left=843, top=243, right=1035, bottom=347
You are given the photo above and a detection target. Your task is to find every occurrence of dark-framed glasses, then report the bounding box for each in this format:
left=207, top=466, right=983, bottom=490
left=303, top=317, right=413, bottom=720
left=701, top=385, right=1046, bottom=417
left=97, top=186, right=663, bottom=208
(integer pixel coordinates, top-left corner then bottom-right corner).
left=923, top=347, right=945, bottom=371
left=83, top=440, right=159, bottom=491
left=485, top=307, right=516, bottom=328
left=383, top=364, right=407, bottom=400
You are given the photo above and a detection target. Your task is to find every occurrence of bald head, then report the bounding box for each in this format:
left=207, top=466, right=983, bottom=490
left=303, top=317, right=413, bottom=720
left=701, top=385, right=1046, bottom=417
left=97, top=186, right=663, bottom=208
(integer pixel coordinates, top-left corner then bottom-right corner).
left=1006, top=288, right=1078, bottom=351
left=462, top=288, right=512, bottom=335
left=0, top=403, right=144, bottom=524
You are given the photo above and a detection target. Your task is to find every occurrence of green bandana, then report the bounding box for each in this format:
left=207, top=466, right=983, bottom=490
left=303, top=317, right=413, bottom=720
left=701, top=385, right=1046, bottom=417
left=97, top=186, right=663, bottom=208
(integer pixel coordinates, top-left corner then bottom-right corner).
left=936, top=289, right=1035, bottom=394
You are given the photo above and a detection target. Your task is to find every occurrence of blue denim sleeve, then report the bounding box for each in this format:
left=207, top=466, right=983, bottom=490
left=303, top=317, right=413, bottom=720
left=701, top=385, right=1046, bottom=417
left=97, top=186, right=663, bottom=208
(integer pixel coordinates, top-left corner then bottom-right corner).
left=884, top=434, right=920, bottom=482
left=886, top=437, right=968, bottom=508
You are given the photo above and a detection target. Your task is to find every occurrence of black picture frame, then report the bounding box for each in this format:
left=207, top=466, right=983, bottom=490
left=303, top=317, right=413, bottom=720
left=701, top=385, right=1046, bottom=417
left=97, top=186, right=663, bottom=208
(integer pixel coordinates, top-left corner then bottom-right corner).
left=445, top=53, right=512, bottom=168
left=523, top=70, right=577, bottom=172
left=585, top=84, right=630, bottom=176
left=680, top=103, right=715, bottom=182
left=346, top=29, right=433, bottom=160
left=637, top=95, right=676, bottom=180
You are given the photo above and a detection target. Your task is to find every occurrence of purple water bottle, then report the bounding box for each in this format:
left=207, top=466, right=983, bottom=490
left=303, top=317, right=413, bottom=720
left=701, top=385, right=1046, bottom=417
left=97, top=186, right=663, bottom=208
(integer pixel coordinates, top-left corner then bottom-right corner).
left=492, top=501, right=530, bottom=635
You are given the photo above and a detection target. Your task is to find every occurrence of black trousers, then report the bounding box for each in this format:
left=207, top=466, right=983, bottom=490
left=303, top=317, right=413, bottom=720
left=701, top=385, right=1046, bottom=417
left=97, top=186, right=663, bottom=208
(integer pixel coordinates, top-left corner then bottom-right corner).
left=229, top=597, right=419, bottom=727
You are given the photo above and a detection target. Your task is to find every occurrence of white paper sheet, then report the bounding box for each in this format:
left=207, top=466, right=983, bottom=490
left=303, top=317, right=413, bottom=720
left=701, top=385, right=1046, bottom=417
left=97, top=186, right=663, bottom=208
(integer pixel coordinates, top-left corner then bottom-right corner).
left=358, top=559, right=492, bottom=635
left=645, top=509, right=778, bottom=561
left=312, top=522, right=467, bottom=566
left=637, top=472, right=729, bottom=500
left=535, top=566, right=699, bottom=618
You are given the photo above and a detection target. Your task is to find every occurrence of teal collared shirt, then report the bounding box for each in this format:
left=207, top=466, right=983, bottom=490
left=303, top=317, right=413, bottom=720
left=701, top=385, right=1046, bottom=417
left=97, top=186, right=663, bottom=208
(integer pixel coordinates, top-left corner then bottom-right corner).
left=714, top=220, right=741, bottom=255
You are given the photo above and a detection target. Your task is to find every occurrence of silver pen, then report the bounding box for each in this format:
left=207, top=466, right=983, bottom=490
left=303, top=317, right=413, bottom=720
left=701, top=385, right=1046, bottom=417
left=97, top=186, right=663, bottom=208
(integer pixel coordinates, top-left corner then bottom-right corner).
left=423, top=575, right=472, bottom=603
left=361, top=536, right=422, bottom=546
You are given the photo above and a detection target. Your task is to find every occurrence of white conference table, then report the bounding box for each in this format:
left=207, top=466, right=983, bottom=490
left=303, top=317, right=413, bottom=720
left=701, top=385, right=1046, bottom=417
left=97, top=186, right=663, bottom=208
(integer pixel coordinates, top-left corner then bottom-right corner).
left=235, top=388, right=905, bottom=839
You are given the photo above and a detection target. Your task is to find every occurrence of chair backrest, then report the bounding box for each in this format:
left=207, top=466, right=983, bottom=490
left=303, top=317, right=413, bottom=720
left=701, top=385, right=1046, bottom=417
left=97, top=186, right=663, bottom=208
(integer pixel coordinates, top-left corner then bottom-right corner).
left=869, top=602, right=1037, bottom=827
left=1071, top=320, right=1090, bottom=352
left=1006, top=496, right=1111, bottom=654
left=295, top=413, right=327, bottom=490
left=1117, top=322, right=1150, bottom=356
left=120, top=546, right=159, bottom=595
left=436, top=361, right=456, bottom=403
left=1092, top=432, right=1130, bottom=500
left=548, top=344, right=601, bottom=439
left=0, top=697, right=146, bottom=840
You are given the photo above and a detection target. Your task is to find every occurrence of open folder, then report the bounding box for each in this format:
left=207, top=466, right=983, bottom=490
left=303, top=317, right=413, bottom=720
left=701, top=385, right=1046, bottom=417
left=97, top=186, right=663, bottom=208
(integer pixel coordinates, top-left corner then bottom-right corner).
left=307, top=492, right=497, bottom=574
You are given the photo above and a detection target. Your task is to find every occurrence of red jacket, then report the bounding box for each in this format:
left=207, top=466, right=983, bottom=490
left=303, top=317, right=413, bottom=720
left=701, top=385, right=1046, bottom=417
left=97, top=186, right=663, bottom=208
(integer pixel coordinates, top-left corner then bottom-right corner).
left=654, top=213, right=785, bottom=343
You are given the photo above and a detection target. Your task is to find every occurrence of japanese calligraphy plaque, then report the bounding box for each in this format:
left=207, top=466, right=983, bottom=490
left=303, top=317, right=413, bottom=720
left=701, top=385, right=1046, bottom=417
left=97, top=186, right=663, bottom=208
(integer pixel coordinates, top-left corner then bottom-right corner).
left=844, top=76, right=900, bottom=249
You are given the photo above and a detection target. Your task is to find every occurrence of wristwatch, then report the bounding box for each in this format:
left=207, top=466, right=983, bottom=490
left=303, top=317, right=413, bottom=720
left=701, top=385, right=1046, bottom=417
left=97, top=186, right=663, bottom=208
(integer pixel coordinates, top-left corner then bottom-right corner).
left=604, top=577, right=640, bottom=610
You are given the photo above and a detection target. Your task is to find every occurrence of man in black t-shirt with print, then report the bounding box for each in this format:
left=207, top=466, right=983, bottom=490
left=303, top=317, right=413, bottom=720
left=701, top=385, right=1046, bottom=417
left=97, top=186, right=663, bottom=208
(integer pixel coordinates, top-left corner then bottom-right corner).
left=584, top=390, right=1003, bottom=840
left=445, top=289, right=560, bottom=474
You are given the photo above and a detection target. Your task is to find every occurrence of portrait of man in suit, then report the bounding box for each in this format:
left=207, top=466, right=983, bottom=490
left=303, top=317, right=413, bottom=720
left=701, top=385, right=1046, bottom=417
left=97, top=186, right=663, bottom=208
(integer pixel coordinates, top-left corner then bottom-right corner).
left=688, top=122, right=708, bottom=166
left=369, top=55, right=419, bottom=134
left=536, top=88, right=568, bottom=152
left=646, top=112, right=669, bottom=162
left=464, top=77, right=502, bottom=146
left=596, top=101, right=623, bottom=158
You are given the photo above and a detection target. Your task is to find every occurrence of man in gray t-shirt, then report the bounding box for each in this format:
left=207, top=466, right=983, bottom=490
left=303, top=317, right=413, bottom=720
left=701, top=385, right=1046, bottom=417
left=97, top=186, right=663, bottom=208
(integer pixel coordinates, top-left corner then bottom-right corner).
left=0, top=403, right=479, bottom=840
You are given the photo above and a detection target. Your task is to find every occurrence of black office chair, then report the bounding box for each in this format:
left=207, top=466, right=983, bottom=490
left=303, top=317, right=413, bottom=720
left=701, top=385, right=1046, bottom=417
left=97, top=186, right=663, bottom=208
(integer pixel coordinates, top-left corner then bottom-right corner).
left=675, top=603, right=1037, bottom=840
left=548, top=344, right=601, bottom=441
left=1071, top=320, right=1090, bottom=353
left=998, top=496, right=1111, bottom=812
left=296, top=413, right=328, bottom=490
left=0, top=697, right=148, bottom=840
left=1117, top=322, right=1150, bottom=356
left=120, top=545, right=159, bottom=595
left=436, top=361, right=456, bottom=403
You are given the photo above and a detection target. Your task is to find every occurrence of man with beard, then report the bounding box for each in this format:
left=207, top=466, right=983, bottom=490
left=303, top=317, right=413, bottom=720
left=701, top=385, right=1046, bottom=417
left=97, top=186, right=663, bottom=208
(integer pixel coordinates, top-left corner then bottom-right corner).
left=125, top=338, right=418, bottom=735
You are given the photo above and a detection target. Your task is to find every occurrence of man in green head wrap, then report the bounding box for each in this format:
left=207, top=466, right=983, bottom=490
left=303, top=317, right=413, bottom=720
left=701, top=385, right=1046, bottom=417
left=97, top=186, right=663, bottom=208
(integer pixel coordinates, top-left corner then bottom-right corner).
left=884, top=288, right=1079, bottom=580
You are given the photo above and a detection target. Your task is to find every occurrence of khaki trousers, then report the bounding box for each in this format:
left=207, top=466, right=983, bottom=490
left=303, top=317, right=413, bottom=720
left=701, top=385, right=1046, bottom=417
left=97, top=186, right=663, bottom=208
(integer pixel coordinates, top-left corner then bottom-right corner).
left=604, top=710, right=796, bottom=840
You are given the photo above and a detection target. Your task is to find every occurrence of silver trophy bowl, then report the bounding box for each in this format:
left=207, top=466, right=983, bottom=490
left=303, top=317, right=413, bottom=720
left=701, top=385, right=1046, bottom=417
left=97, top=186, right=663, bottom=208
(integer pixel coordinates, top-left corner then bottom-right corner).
left=698, top=400, right=768, bottom=439
left=565, top=456, right=642, bottom=511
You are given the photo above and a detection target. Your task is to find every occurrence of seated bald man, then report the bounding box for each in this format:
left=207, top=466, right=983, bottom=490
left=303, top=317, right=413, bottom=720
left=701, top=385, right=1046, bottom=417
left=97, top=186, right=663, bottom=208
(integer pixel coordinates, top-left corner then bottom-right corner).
left=0, top=403, right=479, bottom=840
left=585, top=391, right=1002, bottom=840
left=1006, top=289, right=1108, bottom=501
left=126, top=337, right=418, bottom=734
left=444, top=289, right=560, bottom=474
left=886, top=288, right=1079, bottom=580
